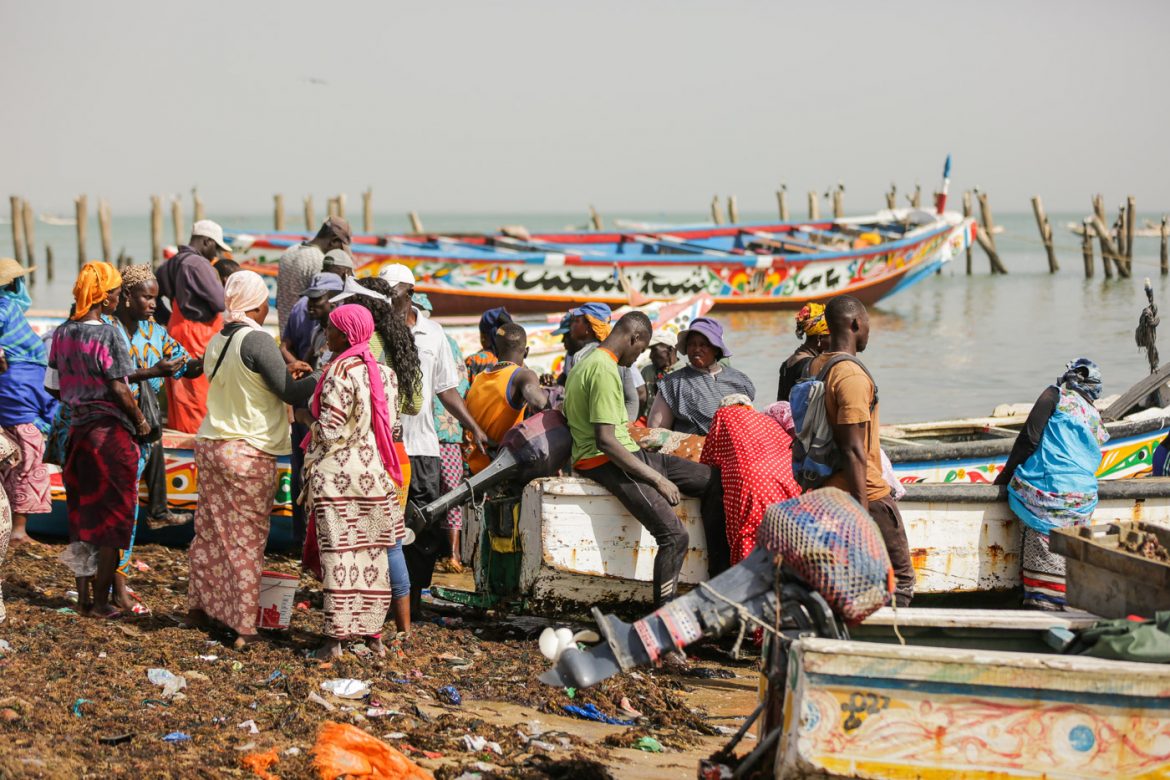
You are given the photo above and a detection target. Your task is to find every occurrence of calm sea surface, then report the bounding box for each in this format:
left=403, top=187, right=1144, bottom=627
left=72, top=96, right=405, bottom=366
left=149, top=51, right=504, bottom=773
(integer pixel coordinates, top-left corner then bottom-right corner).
left=6, top=210, right=1167, bottom=424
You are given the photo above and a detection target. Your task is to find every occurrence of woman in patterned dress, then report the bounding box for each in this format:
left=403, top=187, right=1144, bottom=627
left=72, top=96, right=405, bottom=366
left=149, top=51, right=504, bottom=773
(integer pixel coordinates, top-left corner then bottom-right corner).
left=995, top=359, right=1109, bottom=610
left=0, top=432, right=17, bottom=623
left=186, top=271, right=319, bottom=648
left=304, top=304, right=407, bottom=659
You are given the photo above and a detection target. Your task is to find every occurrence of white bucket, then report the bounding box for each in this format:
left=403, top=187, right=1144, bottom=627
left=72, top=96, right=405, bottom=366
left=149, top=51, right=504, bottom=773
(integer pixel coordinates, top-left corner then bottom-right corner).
left=257, top=570, right=298, bottom=630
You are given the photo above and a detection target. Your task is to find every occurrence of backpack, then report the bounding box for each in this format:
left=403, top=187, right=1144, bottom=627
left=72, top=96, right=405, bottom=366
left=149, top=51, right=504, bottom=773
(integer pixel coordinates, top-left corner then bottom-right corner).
left=789, top=354, right=878, bottom=490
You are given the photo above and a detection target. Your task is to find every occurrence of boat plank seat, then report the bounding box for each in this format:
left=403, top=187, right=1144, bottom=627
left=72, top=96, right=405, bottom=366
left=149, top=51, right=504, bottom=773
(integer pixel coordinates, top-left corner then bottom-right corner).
left=861, top=607, right=1101, bottom=630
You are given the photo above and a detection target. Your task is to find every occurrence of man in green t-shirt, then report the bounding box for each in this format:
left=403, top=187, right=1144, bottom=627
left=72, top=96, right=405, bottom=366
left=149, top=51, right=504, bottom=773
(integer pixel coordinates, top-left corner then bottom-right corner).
left=564, top=312, right=727, bottom=607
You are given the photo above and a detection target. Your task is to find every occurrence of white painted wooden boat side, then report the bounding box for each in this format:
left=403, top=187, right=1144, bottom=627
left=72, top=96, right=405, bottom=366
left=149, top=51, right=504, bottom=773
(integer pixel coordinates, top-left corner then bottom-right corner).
left=515, top=478, right=1170, bottom=608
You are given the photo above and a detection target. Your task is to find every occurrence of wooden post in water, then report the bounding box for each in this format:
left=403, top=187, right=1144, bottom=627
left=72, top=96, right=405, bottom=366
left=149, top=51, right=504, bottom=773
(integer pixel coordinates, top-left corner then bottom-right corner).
left=710, top=196, right=723, bottom=225
left=1092, top=195, right=1111, bottom=273
left=807, top=191, right=819, bottom=220
left=1114, top=205, right=1127, bottom=268
left=9, top=197, right=26, bottom=269
left=192, top=188, right=205, bottom=222
left=337, top=193, right=347, bottom=220
left=304, top=196, right=315, bottom=231
left=150, top=195, right=163, bottom=266
left=776, top=186, right=789, bottom=221
left=45, top=244, right=54, bottom=281
left=831, top=186, right=843, bottom=219
left=727, top=195, right=739, bottom=224
left=21, top=199, right=35, bottom=269
left=408, top=211, right=424, bottom=234
left=74, top=195, right=88, bottom=267
left=98, top=199, right=112, bottom=264
left=1090, top=214, right=1127, bottom=278
left=171, top=196, right=184, bottom=247
left=274, top=194, right=286, bottom=231
left=885, top=184, right=896, bottom=211
left=961, top=191, right=974, bottom=275
left=1081, top=218, right=1095, bottom=278
left=910, top=184, right=921, bottom=209
left=976, top=191, right=1007, bottom=273
left=1126, top=196, right=1137, bottom=267
left=362, top=189, right=373, bottom=233
left=1161, top=215, right=1169, bottom=276
left=588, top=205, right=602, bottom=231
left=1030, top=196, right=1059, bottom=273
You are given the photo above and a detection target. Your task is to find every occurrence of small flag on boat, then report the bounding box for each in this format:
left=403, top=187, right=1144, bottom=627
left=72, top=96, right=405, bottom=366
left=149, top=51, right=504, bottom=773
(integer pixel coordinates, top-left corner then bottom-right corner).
left=935, top=154, right=952, bottom=215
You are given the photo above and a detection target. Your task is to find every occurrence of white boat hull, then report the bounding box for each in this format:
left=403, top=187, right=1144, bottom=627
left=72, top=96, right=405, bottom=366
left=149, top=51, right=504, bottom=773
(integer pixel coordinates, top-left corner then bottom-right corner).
left=502, top=478, right=1170, bottom=609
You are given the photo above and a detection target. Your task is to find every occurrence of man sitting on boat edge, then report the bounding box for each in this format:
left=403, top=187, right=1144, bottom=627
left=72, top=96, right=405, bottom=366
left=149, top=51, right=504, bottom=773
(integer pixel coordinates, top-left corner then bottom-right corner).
left=563, top=311, right=728, bottom=608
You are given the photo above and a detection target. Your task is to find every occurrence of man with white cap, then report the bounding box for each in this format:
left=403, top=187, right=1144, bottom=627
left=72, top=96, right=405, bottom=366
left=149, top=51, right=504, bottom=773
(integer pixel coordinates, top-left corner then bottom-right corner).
left=276, top=217, right=351, bottom=333
left=155, top=220, right=231, bottom=433
left=379, top=263, right=492, bottom=617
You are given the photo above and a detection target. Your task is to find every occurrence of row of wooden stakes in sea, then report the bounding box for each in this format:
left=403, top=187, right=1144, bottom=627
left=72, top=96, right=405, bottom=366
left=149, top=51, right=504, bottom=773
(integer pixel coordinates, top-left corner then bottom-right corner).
left=7, top=186, right=1167, bottom=282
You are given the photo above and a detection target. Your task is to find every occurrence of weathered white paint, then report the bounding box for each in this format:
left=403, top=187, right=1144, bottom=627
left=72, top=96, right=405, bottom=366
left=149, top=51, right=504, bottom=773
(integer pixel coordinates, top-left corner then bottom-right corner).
left=510, top=478, right=1170, bottom=609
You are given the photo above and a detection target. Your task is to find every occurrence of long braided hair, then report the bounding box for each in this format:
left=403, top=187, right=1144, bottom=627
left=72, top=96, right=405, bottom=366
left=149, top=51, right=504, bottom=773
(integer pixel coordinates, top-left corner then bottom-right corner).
left=356, top=276, right=423, bottom=409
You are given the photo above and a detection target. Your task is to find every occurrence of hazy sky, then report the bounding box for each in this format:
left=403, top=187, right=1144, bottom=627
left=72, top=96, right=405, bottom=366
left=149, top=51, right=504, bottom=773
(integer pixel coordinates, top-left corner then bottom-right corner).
left=3, top=1, right=1168, bottom=217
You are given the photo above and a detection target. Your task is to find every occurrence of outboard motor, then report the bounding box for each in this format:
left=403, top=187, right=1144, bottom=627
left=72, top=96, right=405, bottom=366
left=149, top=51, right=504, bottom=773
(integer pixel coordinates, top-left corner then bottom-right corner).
left=411, top=409, right=572, bottom=532
left=539, top=488, right=893, bottom=688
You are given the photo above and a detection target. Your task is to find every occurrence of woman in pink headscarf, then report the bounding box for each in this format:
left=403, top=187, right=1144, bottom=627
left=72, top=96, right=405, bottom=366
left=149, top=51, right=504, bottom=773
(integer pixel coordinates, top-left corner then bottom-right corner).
left=304, top=304, right=407, bottom=659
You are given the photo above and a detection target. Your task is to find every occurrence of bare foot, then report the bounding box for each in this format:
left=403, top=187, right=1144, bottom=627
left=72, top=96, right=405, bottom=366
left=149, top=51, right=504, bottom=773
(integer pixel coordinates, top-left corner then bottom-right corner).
left=367, top=637, right=388, bottom=658
left=232, top=633, right=260, bottom=650
left=8, top=530, right=38, bottom=548
left=312, top=640, right=343, bottom=660
left=87, top=604, right=122, bottom=620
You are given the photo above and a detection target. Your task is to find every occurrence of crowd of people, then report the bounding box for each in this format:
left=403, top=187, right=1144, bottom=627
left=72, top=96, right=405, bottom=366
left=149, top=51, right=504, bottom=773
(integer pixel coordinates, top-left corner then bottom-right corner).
left=0, top=219, right=1112, bottom=652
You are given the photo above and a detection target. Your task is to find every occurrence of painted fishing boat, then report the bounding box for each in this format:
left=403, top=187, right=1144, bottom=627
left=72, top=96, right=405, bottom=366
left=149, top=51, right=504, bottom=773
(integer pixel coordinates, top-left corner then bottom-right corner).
left=451, top=478, right=1170, bottom=611
left=775, top=637, right=1170, bottom=779
left=229, top=208, right=975, bottom=316
left=27, top=429, right=297, bottom=551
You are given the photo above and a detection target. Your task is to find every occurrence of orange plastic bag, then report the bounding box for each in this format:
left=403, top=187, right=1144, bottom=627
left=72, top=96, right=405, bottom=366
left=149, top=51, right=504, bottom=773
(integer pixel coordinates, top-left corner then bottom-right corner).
left=311, top=721, right=433, bottom=780
left=241, top=749, right=281, bottom=780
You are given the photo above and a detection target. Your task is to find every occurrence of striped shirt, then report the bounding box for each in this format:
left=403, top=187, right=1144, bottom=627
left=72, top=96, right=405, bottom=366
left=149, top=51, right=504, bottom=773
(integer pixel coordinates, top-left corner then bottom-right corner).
left=0, top=297, right=47, bottom=366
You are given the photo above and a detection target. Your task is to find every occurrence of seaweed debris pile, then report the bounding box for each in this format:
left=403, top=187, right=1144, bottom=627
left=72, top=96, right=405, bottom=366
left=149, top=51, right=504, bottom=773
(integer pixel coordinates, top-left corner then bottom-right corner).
left=0, top=542, right=754, bottom=778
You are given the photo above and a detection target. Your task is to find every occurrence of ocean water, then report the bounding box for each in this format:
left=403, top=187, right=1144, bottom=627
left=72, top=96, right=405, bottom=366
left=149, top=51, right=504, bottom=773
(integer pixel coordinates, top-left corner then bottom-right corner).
left=6, top=209, right=1167, bottom=424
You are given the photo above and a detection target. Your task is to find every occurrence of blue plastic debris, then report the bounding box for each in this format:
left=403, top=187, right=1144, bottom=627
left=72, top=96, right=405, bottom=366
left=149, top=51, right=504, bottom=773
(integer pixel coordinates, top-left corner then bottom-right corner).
left=162, top=732, right=191, bottom=743
left=562, top=703, right=634, bottom=726
left=72, top=698, right=91, bottom=718
left=266, top=670, right=284, bottom=684
left=438, top=685, right=462, bottom=706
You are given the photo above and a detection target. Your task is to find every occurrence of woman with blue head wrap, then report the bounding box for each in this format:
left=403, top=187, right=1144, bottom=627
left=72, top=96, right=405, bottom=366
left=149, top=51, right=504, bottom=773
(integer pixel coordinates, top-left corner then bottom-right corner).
left=995, top=357, right=1109, bottom=610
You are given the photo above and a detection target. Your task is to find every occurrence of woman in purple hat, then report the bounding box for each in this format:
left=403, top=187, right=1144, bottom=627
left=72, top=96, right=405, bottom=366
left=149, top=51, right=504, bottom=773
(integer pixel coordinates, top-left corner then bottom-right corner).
left=647, top=317, right=755, bottom=435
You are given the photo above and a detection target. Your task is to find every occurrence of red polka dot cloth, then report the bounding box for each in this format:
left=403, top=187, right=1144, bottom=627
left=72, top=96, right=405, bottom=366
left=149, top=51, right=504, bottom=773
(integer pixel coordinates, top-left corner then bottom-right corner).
left=700, top=404, right=802, bottom=565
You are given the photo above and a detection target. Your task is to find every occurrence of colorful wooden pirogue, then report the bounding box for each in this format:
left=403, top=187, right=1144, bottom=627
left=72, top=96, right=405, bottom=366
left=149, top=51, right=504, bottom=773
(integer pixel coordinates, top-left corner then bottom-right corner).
left=228, top=208, right=975, bottom=315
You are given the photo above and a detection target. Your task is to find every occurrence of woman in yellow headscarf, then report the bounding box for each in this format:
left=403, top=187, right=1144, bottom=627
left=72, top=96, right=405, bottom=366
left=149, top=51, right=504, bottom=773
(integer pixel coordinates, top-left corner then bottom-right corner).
left=47, top=261, right=150, bottom=618
left=776, top=302, right=830, bottom=402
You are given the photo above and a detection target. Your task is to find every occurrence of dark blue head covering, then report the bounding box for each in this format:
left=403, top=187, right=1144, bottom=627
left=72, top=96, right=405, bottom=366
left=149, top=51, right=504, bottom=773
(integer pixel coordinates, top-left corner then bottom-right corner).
left=478, top=307, right=513, bottom=352
left=1058, top=358, right=1103, bottom=401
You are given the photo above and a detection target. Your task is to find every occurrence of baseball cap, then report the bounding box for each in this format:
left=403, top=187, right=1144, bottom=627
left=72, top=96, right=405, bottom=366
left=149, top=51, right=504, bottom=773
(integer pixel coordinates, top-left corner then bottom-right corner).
left=323, top=216, right=352, bottom=246
left=378, top=264, right=416, bottom=286
left=192, top=219, right=231, bottom=252
left=301, top=272, right=345, bottom=299
left=322, top=248, right=355, bottom=270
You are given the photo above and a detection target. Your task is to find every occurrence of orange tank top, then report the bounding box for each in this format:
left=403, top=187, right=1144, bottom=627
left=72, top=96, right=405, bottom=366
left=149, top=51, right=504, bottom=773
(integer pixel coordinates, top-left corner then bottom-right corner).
left=464, top=364, right=526, bottom=474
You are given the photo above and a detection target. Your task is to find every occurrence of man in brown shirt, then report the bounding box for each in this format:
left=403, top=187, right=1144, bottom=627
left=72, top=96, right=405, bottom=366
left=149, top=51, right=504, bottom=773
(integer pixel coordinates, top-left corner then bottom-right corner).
left=809, top=295, right=915, bottom=606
